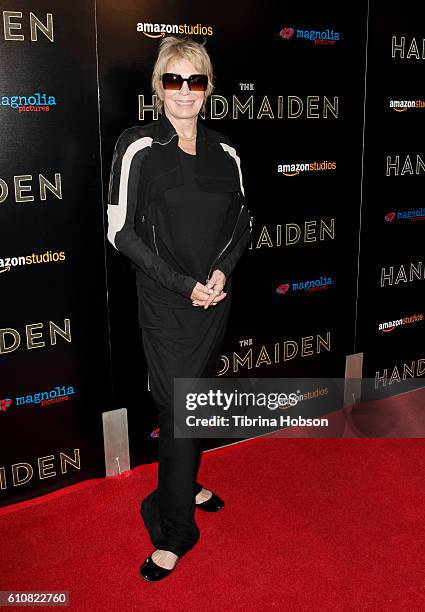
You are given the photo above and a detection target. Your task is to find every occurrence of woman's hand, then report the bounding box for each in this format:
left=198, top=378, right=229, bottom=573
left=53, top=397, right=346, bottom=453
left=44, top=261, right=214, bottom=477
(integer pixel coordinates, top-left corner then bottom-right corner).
left=190, top=270, right=227, bottom=309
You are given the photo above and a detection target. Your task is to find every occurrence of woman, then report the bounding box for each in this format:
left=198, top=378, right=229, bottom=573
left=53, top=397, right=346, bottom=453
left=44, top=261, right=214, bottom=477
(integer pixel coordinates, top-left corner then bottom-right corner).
left=107, top=36, right=253, bottom=581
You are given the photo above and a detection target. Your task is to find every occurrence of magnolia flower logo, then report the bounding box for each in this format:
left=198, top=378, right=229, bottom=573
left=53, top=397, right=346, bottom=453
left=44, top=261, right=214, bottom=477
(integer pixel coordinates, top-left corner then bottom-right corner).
left=385, top=212, right=396, bottom=222
left=280, top=27, right=295, bottom=40
left=0, top=399, right=12, bottom=412
left=276, top=283, right=291, bottom=295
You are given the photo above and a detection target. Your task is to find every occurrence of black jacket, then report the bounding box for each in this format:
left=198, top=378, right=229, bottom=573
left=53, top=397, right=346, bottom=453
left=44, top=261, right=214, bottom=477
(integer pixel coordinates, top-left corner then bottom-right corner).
left=107, top=112, right=253, bottom=302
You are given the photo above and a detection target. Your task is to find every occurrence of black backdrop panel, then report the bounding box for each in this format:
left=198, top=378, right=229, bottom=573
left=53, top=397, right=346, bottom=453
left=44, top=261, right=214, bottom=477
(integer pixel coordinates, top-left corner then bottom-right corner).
left=97, top=0, right=368, bottom=460
left=356, top=0, right=425, bottom=398
left=0, top=2, right=111, bottom=506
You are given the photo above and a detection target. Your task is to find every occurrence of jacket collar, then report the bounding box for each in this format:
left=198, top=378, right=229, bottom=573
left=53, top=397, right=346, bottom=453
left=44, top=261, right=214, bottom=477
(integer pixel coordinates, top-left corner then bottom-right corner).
left=146, top=110, right=240, bottom=197
left=153, top=110, right=208, bottom=145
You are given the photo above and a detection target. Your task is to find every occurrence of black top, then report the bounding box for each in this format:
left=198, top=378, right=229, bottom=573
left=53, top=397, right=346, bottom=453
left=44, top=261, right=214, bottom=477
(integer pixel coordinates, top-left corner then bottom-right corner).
left=161, top=146, right=232, bottom=282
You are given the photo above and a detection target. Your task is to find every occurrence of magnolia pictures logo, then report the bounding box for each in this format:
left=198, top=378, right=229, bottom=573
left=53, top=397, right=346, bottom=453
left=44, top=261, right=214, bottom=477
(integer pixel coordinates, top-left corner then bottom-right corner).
left=1, top=92, right=57, bottom=113
left=0, top=384, right=76, bottom=413
left=279, top=25, right=341, bottom=46
left=276, top=275, right=334, bottom=297
left=385, top=208, right=425, bottom=223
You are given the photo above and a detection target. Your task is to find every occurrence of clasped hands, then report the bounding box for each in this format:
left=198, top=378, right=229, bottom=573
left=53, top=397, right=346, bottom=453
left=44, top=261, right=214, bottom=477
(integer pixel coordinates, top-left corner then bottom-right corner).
left=190, top=269, right=227, bottom=309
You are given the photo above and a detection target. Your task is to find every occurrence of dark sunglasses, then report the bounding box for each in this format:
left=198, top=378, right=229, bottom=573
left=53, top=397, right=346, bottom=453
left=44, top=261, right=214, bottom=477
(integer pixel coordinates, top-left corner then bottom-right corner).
left=161, top=73, right=208, bottom=92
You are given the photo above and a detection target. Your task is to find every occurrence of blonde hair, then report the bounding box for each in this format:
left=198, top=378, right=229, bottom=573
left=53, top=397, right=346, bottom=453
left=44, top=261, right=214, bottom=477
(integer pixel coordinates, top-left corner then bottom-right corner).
left=151, top=36, right=215, bottom=115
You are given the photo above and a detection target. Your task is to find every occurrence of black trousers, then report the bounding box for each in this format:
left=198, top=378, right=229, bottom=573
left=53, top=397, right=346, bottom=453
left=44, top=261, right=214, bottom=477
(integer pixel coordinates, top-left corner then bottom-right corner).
left=137, top=281, right=232, bottom=557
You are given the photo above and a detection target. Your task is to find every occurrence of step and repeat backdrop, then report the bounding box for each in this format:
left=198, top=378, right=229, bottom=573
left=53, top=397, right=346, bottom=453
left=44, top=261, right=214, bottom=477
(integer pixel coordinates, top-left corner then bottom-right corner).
left=0, top=2, right=112, bottom=507
left=97, top=0, right=367, bottom=466
left=0, top=0, right=423, bottom=506
left=356, top=2, right=425, bottom=401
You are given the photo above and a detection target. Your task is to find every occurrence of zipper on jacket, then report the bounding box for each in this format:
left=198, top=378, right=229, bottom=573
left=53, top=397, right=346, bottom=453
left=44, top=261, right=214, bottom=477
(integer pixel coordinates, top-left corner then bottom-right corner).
left=152, top=133, right=179, bottom=146
left=206, top=203, right=244, bottom=282
left=152, top=224, right=159, bottom=255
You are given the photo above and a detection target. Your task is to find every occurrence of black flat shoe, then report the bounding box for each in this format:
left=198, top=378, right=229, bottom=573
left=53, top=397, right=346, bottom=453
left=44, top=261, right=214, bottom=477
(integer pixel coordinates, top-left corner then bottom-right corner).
left=195, top=490, right=225, bottom=512
left=140, top=553, right=180, bottom=582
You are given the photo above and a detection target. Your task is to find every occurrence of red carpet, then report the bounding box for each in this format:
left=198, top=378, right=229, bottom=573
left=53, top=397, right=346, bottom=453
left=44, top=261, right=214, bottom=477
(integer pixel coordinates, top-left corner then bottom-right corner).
left=1, top=435, right=425, bottom=611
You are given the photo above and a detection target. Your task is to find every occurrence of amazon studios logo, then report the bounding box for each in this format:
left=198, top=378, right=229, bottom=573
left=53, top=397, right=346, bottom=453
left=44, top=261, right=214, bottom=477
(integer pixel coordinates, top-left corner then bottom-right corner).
left=137, top=21, right=213, bottom=37
left=278, top=160, right=336, bottom=176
